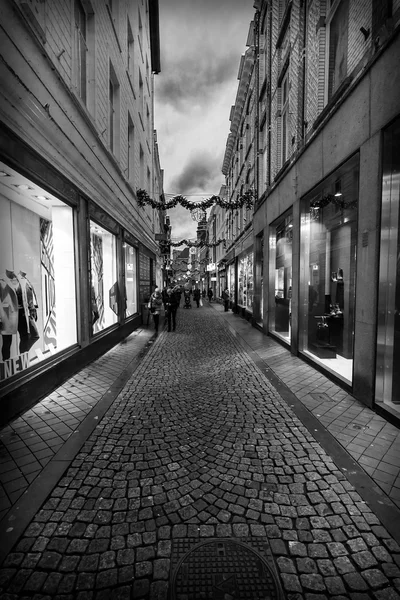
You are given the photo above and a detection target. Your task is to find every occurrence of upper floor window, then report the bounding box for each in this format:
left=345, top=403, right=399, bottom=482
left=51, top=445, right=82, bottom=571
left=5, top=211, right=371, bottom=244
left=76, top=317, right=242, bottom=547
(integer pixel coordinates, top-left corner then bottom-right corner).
left=109, top=62, right=120, bottom=159
left=127, top=18, right=135, bottom=79
left=327, top=0, right=349, bottom=100
left=128, top=113, right=135, bottom=182
left=74, top=0, right=87, bottom=103
left=281, top=70, right=290, bottom=165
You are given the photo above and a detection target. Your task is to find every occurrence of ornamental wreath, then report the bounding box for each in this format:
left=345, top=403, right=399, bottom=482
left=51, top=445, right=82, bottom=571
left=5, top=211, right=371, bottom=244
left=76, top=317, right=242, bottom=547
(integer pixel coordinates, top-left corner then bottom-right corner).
left=136, top=188, right=254, bottom=211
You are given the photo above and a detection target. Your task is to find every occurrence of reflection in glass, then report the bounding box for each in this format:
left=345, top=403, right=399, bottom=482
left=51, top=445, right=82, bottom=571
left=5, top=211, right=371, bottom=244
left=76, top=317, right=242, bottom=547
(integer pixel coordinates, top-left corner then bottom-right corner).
left=124, top=243, right=137, bottom=317
left=376, top=117, right=400, bottom=413
left=269, top=211, right=292, bottom=343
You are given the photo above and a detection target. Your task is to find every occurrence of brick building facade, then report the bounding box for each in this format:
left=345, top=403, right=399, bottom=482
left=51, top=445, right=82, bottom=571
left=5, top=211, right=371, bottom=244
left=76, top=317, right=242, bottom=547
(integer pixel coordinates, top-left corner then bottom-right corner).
left=219, top=0, right=400, bottom=421
left=0, top=0, right=163, bottom=424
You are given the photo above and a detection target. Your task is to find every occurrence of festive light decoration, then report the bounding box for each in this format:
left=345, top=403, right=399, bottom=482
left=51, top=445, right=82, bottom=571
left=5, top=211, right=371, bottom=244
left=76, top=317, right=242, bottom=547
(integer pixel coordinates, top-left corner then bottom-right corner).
left=160, top=238, right=226, bottom=250
left=137, top=188, right=255, bottom=211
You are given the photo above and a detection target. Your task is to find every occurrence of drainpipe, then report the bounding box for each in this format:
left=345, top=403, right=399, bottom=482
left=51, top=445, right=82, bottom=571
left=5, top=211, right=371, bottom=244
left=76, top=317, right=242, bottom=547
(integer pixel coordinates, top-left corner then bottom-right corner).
left=254, top=8, right=260, bottom=203
left=300, top=0, right=307, bottom=142
left=267, top=2, right=272, bottom=187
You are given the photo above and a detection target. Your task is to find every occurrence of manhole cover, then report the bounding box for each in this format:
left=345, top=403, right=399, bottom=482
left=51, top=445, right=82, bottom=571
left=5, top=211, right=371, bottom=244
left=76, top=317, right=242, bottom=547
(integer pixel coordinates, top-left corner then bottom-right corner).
left=170, top=539, right=283, bottom=599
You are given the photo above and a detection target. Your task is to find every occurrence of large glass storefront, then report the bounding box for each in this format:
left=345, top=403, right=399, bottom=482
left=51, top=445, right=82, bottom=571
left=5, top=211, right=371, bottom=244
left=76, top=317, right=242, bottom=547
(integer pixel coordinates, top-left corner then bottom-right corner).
left=376, top=117, right=400, bottom=415
left=228, top=263, right=235, bottom=302
left=90, top=220, right=118, bottom=333
left=0, top=163, right=77, bottom=381
left=269, top=210, right=292, bottom=343
left=124, top=243, right=138, bottom=317
left=238, top=250, right=254, bottom=311
left=299, top=153, right=359, bottom=385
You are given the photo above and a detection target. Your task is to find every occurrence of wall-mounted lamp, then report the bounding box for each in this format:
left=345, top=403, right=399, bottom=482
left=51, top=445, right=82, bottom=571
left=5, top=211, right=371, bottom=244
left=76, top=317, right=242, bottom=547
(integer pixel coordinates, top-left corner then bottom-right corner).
left=360, top=26, right=370, bottom=40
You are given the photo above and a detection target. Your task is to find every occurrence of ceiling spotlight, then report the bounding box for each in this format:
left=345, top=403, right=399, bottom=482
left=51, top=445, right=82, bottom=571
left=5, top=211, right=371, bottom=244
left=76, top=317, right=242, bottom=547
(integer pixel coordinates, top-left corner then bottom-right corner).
left=0, top=171, right=11, bottom=177
left=35, top=195, right=50, bottom=201
left=14, top=184, right=32, bottom=190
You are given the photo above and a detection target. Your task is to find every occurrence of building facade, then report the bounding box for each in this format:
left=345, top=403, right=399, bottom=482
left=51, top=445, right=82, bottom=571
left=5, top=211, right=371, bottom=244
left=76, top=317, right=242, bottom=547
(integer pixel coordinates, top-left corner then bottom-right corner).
left=220, top=0, right=400, bottom=421
left=0, top=0, right=163, bottom=424
left=220, top=22, right=257, bottom=321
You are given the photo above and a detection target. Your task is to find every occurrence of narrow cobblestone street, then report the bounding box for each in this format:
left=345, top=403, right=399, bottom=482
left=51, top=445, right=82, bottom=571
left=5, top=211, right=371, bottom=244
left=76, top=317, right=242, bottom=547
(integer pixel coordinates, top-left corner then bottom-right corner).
left=1, top=304, right=400, bottom=599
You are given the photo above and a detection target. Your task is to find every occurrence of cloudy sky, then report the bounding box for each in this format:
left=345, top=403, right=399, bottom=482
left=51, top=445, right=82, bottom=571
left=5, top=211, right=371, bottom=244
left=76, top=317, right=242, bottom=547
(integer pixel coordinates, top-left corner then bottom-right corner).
left=154, top=0, right=255, bottom=242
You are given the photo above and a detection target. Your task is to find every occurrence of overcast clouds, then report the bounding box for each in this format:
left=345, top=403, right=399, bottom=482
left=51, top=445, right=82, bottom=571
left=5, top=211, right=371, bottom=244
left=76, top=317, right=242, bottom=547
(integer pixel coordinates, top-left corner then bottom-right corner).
left=154, top=0, right=255, bottom=241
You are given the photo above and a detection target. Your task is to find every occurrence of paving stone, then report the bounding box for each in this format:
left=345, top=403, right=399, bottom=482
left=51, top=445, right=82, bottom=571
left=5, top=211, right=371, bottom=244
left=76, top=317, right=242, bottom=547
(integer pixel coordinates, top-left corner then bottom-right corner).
left=325, top=575, right=346, bottom=595
left=281, top=573, right=302, bottom=593
left=352, top=550, right=378, bottom=569
left=343, top=572, right=369, bottom=591
left=300, top=574, right=326, bottom=592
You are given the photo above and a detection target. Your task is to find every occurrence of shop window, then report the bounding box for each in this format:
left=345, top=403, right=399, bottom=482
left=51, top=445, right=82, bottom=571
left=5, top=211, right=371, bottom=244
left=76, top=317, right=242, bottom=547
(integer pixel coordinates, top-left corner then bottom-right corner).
left=0, top=164, right=77, bottom=382
left=238, top=251, right=254, bottom=311
left=299, top=153, right=359, bottom=385
left=124, top=243, right=137, bottom=317
left=376, top=117, right=400, bottom=415
left=90, top=221, right=118, bottom=333
left=326, top=0, right=349, bottom=101
left=269, top=210, right=292, bottom=343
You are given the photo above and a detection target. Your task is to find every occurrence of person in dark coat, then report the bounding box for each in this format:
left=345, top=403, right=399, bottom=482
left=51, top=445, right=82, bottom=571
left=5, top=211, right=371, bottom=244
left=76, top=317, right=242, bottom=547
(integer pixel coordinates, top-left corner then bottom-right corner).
left=165, top=286, right=179, bottom=331
left=173, top=285, right=182, bottom=307
left=202, top=289, right=206, bottom=298
left=148, top=287, right=163, bottom=334
left=207, top=288, right=213, bottom=302
left=223, top=287, right=230, bottom=312
left=193, top=287, right=201, bottom=308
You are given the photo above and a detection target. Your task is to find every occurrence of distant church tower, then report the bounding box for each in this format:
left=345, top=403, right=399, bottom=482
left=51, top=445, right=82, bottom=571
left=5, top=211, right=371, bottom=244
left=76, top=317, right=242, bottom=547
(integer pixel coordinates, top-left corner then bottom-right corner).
left=197, top=212, right=207, bottom=243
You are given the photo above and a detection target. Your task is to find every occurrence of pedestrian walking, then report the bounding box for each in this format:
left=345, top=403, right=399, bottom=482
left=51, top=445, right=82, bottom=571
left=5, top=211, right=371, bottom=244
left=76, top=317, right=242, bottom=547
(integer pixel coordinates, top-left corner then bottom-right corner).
left=193, top=287, right=201, bottom=308
left=207, top=287, right=213, bottom=302
left=173, top=285, right=182, bottom=307
left=165, top=286, right=179, bottom=331
left=223, top=287, right=230, bottom=312
left=148, top=287, right=163, bottom=334
left=202, top=289, right=206, bottom=299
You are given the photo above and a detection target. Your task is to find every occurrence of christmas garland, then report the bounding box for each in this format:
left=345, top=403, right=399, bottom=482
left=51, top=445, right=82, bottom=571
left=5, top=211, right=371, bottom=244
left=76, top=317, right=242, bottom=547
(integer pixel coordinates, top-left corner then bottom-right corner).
left=160, top=238, right=226, bottom=250
left=137, top=188, right=254, bottom=211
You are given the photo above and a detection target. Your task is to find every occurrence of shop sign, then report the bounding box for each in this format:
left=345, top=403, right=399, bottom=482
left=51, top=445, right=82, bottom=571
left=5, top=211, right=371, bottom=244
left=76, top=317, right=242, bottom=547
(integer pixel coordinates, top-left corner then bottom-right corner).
left=206, top=263, right=216, bottom=271
left=211, top=277, right=217, bottom=281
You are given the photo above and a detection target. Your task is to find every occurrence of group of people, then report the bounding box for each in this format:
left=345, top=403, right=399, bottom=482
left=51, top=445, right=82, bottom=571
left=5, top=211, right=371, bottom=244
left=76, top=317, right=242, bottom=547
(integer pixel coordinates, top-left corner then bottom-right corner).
left=147, top=284, right=232, bottom=335
left=148, top=285, right=179, bottom=334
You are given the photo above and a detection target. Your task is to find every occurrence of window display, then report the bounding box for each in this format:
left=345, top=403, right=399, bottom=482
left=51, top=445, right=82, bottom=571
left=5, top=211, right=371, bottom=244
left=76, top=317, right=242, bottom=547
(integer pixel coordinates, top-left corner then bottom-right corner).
left=228, top=263, right=235, bottom=305
left=376, top=117, right=400, bottom=414
left=238, top=250, right=254, bottom=311
left=0, top=166, right=77, bottom=381
left=124, top=243, right=138, bottom=317
left=299, top=153, right=358, bottom=384
left=90, top=220, right=118, bottom=333
left=269, top=211, right=292, bottom=342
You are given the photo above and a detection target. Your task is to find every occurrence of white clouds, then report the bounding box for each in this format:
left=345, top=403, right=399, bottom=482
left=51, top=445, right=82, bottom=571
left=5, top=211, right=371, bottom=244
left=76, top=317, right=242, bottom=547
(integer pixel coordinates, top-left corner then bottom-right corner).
left=154, top=0, right=255, bottom=241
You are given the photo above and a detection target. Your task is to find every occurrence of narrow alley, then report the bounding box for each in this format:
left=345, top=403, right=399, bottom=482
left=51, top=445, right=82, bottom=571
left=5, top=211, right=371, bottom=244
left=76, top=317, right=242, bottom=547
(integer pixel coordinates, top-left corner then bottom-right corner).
left=1, top=304, right=400, bottom=599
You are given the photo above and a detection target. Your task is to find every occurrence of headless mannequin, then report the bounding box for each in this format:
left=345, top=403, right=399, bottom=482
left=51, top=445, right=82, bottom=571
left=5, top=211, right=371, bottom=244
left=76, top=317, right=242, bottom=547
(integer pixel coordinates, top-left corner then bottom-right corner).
left=0, top=269, right=38, bottom=361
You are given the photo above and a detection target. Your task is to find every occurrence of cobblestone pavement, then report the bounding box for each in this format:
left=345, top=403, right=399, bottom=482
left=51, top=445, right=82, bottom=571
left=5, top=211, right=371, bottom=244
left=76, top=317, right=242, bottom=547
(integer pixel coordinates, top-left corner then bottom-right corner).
left=1, top=306, right=400, bottom=599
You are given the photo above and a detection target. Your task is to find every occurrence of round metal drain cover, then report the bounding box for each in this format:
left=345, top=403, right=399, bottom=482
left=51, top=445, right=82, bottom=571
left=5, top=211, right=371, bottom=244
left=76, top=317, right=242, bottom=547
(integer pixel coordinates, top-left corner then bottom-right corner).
left=171, top=539, right=282, bottom=599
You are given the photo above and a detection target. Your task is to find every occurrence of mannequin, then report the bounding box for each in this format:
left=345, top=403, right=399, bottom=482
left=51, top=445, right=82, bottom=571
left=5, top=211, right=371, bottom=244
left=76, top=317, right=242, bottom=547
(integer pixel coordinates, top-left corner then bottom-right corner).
left=0, top=269, right=39, bottom=361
